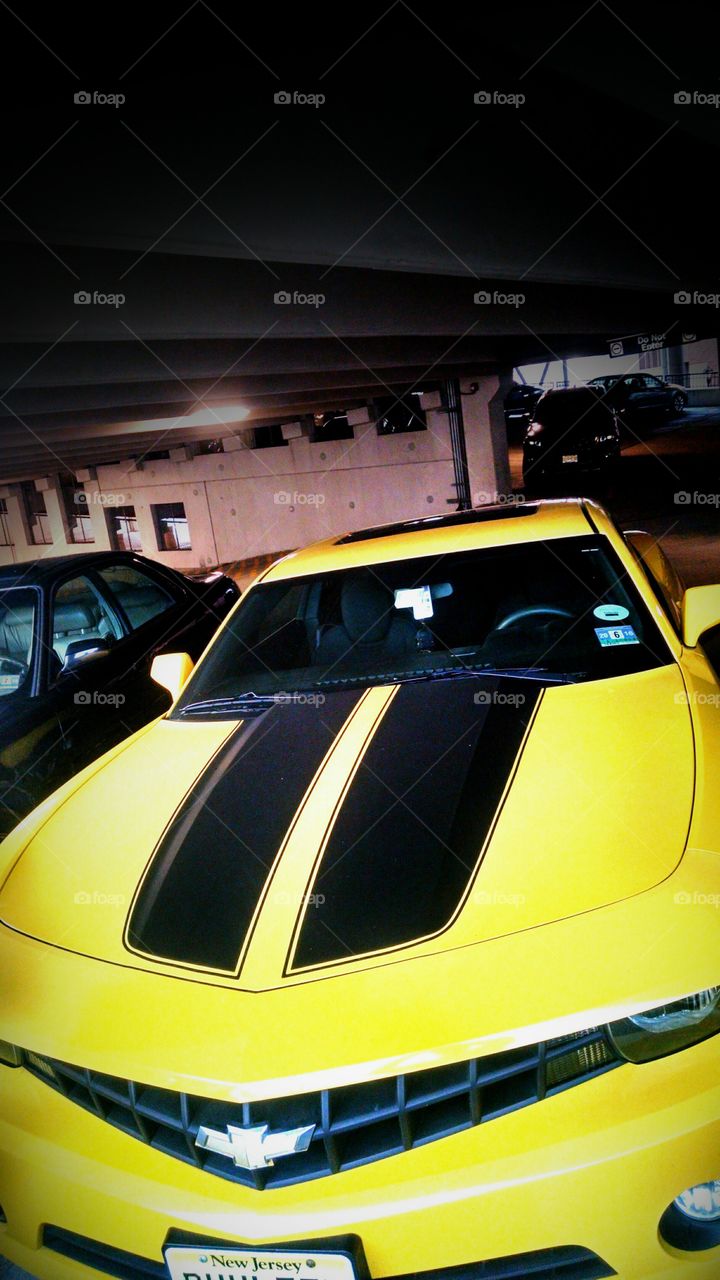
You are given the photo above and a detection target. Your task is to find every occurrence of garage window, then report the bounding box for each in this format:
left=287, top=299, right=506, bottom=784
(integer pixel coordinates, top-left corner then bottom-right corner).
left=107, top=506, right=141, bottom=552
left=153, top=502, right=191, bottom=551
left=310, top=412, right=353, bottom=442
left=0, top=500, right=12, bottom=547
left=253, top=424, right=288, bottom=449
left=375, top=394, right=427, bottom=434
left=20, top=482, right=52, bottom=545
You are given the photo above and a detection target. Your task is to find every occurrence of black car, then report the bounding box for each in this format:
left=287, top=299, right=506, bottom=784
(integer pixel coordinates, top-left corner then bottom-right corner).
left=586, top=374, right=687, bottom=421
left=0, top=552, right=239, bottom=837
left=503, top=382, right=546, bottom=434
left=522, top=387, right=621, bottom=489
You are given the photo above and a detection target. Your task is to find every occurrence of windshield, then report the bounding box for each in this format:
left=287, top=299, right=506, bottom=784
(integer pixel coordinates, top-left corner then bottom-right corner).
left=0, top=587, right=38, bottom=699
left=173, top=536, right=669, bottom=716
left=533, top=391, right=616, bottom=433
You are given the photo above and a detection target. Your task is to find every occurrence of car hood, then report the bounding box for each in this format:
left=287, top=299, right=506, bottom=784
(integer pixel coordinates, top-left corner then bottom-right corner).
left=0, top=664, right=694, bottom=998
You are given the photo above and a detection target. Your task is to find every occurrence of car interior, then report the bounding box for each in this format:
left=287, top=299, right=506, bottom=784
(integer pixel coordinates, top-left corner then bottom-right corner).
left=50, top=570, right=176, bottom=670
left=0, top=593, right=36, bottom=695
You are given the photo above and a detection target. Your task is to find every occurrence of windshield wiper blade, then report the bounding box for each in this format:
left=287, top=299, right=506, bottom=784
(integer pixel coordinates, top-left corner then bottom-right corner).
left=402, top=665, right=582, bottom=685
left=177, top=693, right=277, bottom=716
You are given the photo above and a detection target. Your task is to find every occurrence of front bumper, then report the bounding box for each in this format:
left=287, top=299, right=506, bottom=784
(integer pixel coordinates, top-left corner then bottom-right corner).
left=1, top=1033, right=720, bottom=1280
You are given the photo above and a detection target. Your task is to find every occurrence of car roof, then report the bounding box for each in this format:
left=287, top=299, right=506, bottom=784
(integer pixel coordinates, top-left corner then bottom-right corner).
left=0, top=550, right=160, bottom=585
left=263, top=498, right=606, bottom=581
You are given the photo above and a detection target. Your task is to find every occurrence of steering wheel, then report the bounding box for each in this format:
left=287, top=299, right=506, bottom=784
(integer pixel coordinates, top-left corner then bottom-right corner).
left=496, top=604, right=574, bottom=630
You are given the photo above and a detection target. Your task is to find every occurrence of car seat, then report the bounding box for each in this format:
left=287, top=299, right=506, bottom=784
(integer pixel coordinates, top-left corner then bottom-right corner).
left=316, top=574, right=418, bottom=669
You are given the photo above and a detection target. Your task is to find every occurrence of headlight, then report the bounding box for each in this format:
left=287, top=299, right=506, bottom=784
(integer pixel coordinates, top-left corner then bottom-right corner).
left=607, top=987, right=720, bottom=1063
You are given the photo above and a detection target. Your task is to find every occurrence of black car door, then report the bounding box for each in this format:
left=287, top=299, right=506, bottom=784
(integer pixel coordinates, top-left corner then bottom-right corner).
left=0, top=584, right=65, bottom=836
left=89, top=559, right=215, bottom=732
left=643, top=375, right=669, bottom=412
left=47, top=569, right=145, bottom=777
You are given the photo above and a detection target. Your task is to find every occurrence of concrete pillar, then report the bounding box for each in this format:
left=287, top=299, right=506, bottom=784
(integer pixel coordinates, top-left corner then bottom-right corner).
left=36, top=476, right=69, bottom=549
left=461, top=374, right=513, bottom=504
left=0, top=493, right=31, bottom=563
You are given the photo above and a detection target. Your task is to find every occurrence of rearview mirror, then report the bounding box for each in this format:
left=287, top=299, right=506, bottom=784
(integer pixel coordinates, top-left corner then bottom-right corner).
left=151, top=652, right=194, bottom=702
left=682, top=585, right=720, bottom=648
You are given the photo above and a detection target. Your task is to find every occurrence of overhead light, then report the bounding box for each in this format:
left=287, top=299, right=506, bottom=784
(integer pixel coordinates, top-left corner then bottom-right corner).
left=182, top=404, right=250, bottom=428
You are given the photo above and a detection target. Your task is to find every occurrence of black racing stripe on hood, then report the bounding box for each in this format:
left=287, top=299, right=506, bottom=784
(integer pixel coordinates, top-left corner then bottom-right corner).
left=291, top=677, right=541, bottom=970
left=126, top=691, right=361, bottom=971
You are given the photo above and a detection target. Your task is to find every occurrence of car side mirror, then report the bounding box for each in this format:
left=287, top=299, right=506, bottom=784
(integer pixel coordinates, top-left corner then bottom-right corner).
left=62, top=638, right=111, bottom=670
left=151, top=652, right=194, bottom=701
left=682, top=585, right=720, bottom=647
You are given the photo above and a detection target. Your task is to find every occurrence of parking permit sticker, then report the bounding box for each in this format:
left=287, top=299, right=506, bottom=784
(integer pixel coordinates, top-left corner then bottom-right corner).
left=594, top=603, right=630, bottom=623
left=395, top=586, right=433, bottom=620
left=595, top=625, right=640, bottom=647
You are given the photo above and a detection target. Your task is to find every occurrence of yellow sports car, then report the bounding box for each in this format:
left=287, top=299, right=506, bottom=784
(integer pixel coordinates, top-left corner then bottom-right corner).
left=2, top=498, right=720, bottom=1280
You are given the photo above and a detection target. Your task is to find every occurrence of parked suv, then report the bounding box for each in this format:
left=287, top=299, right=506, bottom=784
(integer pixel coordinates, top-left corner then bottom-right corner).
left=522, top=386, right=621, bottom=489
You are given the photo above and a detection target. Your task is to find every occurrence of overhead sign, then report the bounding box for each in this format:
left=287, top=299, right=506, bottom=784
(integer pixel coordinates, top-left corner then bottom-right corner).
left=608, top=332, right=670, bottom=358
left=608, top=332, right=701, bottom=358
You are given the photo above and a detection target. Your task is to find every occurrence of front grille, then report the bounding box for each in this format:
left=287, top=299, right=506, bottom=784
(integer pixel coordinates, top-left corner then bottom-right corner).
left=43, top=1228, right=616, bottom=1280
left=23, top=1029, right=621, bottom=1191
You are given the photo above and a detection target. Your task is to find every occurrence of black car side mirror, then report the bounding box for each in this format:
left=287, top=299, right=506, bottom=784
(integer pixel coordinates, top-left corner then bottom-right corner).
left=61, top=638, right=111, bottom=670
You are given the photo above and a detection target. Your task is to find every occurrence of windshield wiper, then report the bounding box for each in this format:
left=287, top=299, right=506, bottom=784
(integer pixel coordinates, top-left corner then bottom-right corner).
left=177, top=693, right=278, bottom=717
left=399, top=665, right=582, bottom=685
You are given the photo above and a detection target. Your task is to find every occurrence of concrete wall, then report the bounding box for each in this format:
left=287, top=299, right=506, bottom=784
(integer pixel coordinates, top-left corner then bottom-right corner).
left=0, top=379, right=510, bottom=571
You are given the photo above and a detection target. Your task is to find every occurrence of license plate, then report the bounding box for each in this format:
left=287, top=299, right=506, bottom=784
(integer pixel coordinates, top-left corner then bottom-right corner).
left=165, top=1245, right=358, bottom=1280
left=562, top=453, right=578, bottom=463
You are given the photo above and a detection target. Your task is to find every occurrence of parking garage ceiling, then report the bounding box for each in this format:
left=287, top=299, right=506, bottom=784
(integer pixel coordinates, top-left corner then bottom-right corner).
left=1, top=0, right=718, bottom=479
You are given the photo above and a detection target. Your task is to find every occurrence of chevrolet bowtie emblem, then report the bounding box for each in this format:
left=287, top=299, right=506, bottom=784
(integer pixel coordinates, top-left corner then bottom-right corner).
left=195, top=1122, right=316, bottom=1170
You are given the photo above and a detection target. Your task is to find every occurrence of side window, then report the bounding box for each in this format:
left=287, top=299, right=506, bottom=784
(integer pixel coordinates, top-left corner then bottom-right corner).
left=52, top=575, right=123, bottom=666
left=97, top=563, right=177, bottom=632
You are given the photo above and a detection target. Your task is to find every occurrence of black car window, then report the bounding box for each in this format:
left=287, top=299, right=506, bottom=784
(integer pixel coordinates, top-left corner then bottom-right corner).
left=51, top=575, right=123, bottom=667
left=0, top=587, right=38, bottom=698
left=97, top=564, right=176, bottom=631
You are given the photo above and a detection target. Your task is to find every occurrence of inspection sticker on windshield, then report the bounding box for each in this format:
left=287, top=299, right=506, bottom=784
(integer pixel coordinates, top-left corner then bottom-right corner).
left=594, top=603, right=630, bottom=623
left=595, top=625, right=639, bottom=647
left=394, top=586, right=433, bottom=620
